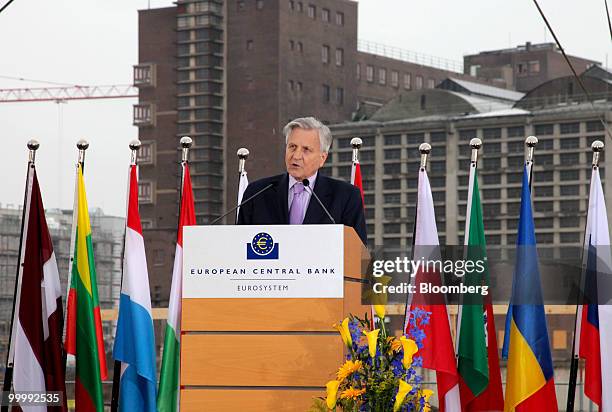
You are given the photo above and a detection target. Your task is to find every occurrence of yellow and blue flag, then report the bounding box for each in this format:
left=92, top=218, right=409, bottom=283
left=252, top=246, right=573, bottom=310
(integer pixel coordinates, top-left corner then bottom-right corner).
left=502, top=166, right=557, bottom=412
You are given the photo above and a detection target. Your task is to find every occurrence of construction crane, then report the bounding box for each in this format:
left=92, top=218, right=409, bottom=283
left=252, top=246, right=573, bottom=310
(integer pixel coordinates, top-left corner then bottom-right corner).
left=0, top=84, right=138, bottom=103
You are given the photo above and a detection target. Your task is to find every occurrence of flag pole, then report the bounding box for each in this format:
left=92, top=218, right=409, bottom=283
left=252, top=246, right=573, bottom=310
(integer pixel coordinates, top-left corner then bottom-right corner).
left=403, top=143, right=431, bottom=331
left=525, top=135, right=538, bottom=188
left=350, top=137, right=362, bottom=185
left=110, top=140, right=141, bottom=412
left=566, top=140, right=604, bottom=412
left=455, top=138, right=482, bottom=358
left=178, top=136, right=192, bottom=215
left=2, top=140, right=39, bottom=412
left=236, top=148, right=249, bottom=224
left=63, top=140, right=89, bottom=368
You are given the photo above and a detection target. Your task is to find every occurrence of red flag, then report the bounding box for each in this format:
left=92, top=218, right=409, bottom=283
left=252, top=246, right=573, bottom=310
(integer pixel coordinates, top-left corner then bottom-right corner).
left=350, top=161, right=365, bottom=207
left=405, top=168, right=461, bottom=412
left=12, top=168, right=67, bottom=410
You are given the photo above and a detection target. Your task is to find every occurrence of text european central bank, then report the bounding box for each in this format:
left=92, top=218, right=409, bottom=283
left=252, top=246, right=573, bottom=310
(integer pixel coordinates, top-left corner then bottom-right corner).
left=182, top=225, right=344, bottom=298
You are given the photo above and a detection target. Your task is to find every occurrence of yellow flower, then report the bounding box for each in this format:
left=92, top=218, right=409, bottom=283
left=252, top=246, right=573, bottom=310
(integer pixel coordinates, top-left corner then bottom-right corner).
left=393, top=380, right=413, bottom=412
left=364, top=329, right=380, bottom=358
left=422, top=389, right=434, bottom=412
left=325, top=380, right=340, bottom=409
left=387, top=337, right=402, bottom=353
left=373, top=304, right=386, bottom=319
left=337, top=360, right=363, bottom=382
left=333, top=317, right=352, bottom=349
left=400, top=336, right=419, bottom=369
left=340, top=387, right=366, bottom=400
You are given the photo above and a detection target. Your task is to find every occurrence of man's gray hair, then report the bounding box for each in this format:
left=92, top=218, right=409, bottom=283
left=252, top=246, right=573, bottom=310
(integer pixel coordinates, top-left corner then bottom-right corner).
left=283, top=117, right=333, bottom=153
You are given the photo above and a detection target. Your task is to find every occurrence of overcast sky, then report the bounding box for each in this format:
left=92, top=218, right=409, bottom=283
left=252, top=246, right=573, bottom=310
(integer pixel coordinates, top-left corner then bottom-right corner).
left=0, top=0, right=609, bottom=217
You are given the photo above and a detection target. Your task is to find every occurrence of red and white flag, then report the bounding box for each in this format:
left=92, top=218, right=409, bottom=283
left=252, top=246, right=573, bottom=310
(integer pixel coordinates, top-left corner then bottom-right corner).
left=350, top=161, right=365, bottom=207
left=10, top=168, right=67, bottom=411
left=576, top=167, right=612, bottom=410
left=404, top=167, right=461, bottom=412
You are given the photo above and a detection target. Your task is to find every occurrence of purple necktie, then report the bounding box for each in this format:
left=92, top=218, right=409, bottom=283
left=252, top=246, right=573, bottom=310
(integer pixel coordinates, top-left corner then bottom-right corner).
left=289, top=182, right=306, bottom=224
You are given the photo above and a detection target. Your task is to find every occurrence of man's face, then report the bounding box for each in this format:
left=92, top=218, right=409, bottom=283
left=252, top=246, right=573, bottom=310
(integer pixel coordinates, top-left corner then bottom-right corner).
left=285, top=128, right=328, bottom=180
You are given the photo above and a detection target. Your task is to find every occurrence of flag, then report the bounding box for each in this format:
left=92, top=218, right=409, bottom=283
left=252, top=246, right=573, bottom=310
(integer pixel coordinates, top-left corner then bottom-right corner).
left=12, top=168, right=68, bottom=411
left=576, top=166, right=612, bottom=410
left=350, top=160, right=365, bottom=206
left=157, top=163, right=196, bottom=412
left=502, top=166, right=557, bottom=412
left=236, top=170, right=248, bottom=221
left=405, top=167, right=461, bottom=412
left=65, top=164, right=108, bottom=412
left=457, top=162, right=504, bottom=411
left=113, top=165, right=157, bottom=411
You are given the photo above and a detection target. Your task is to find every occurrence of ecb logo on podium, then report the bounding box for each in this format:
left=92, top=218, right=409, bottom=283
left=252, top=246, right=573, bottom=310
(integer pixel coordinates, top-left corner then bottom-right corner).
left=247, top=232, right=279, bottom=260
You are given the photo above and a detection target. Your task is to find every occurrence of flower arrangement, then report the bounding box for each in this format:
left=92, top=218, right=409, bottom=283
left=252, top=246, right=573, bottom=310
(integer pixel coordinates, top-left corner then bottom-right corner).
left=312, top=306, right=434, bottom=412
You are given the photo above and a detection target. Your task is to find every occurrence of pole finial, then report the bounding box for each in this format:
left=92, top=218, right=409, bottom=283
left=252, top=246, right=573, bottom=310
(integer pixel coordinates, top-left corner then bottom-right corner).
left=525, top=135, right=538, bottom=148
left=76, top=139, right=89, bottom=151
left=180, top=136, right=192, bottom=163
left=592, top=140, right=604, bottom=167
left=237, top=148, right=249, bottom=173
left=27, top=139, right=39, bottom=163
left=76, top=139, right=89, bottom=165
left=419, top=142, right=431, bottom=168
left=180, top=136, right=192, bottom=149
left=470, top=138, right=482, bottom=163
left=237, top=148, right=249, bottom=159
left=525, top=135, right=538, bottom=163
left=27, top=139, right=40, bottom=151
left=129, top=139, right=141, bottom=165
left=351, top=137, right=363, bottom=163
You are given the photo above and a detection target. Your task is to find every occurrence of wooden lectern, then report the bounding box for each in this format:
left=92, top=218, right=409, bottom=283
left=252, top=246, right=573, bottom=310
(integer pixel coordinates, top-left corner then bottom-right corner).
left=180, top=226, right=369, bottom=411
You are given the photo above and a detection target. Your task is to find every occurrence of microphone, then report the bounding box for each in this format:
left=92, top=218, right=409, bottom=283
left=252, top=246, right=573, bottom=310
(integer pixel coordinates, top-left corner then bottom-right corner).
left=210, top=181, right=277, bottom=225
left=302, top=179, right=336, bottom=224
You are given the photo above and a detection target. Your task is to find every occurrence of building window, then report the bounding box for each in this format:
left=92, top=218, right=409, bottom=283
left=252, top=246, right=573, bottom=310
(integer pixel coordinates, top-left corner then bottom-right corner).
left=297, top=42, right=303, bottom=53
left=391, top=70, right=399, bottom=87
left=289, top=40, right=294, bottom=50
left=297, top=2, right=303, bottom=12
left=507, top=125, right=525, bottom=137
left=404, top=73, right=412, bottom=89
left=288, top=80, right=294, bottom=92
left=138, top=181, right=153, bottom=203
left=335, top=87, right=344, bottom=105
left=366, top=65, right=374, bottom=82
left=427, top=78, right=435, bottom=89
left=289, top=0, right=295, bottom=10
left=335, top=48, right=344, bottom=66
left=415, top=75, right=423, bottom=89
left=379, top=68, right=386, bottom=85
left=322, top=45, right=329, bottom=64
left=335, top=11, right=344, bottom=25
left=296, top=81, right=303, bottom=93
left=308, top=4, right=316, bottom=18
left=137, top=142, right=154, bottom=164
left=133, top=104, right=153, bottom=126
left=256, top=0, right=264, bottom=9
left=528, top=60, right=540, bottom=73
left=356, top=63, right=361, bottom=80
left=322, top=84, right=330, bottom=103
left=236, top=0, right=245, bottom=11
left=133, top=64, right=154, bottom=86
left=246, top=40, right=253, bottom=50
left=322, top=8, right=330, bottom=22
left=560, top=122, right=580, bottom=134
left=534, top=123, right=554, bottom=135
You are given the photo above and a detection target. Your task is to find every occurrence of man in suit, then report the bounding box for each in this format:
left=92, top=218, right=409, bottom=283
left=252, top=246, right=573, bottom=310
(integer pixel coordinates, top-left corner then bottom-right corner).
left=237, top=116, right=367, bottom=245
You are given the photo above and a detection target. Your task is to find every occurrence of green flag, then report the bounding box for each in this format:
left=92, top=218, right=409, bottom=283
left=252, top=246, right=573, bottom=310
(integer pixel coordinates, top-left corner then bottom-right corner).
left=457, top=162, right=490, bottom=400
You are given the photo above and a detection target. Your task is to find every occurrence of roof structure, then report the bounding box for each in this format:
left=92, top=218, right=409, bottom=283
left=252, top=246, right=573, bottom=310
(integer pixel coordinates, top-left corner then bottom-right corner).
left=439, top=77, right=525, bottom=102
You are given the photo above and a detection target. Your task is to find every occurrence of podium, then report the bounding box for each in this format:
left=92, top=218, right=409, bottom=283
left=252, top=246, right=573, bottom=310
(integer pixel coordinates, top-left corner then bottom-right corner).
left=180, top=225, right=369, bottom=411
